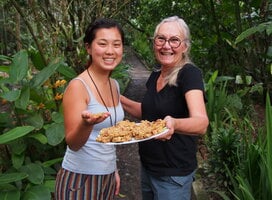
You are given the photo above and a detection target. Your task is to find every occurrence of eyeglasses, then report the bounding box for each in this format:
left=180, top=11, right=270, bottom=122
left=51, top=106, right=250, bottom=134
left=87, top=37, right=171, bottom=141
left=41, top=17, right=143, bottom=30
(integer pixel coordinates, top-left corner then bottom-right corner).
left=154, top=35, right=183, bottom=48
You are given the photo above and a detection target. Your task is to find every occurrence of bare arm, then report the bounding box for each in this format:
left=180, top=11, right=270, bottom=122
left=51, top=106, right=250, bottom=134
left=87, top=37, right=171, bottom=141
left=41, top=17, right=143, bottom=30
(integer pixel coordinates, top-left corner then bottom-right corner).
left=156, top=89, right=209, bottom=140
left=120, top=95, right=142, bottom=119
left=63, top=80, right=110, bottom=151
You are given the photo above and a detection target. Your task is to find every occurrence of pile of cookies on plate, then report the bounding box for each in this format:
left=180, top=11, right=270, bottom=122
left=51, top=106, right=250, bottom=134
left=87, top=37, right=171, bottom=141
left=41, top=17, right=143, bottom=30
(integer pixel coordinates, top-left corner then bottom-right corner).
left=96, top=119, right=166, bottom=143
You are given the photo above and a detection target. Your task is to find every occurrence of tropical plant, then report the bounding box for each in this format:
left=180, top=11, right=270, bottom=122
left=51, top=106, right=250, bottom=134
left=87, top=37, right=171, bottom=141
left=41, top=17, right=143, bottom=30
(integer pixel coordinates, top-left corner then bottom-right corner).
left=225, top=94, right=272, bottom=200
left=0, top=48, right=129, bottom=199
left=204, top=70, right=262, bottom=195
left=0, top=49, right=75, bottom=199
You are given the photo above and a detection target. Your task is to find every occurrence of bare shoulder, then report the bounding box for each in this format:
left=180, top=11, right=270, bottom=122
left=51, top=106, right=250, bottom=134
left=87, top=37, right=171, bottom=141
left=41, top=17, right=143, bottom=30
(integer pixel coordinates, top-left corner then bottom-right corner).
left=64, top=77, right=89, bottom=102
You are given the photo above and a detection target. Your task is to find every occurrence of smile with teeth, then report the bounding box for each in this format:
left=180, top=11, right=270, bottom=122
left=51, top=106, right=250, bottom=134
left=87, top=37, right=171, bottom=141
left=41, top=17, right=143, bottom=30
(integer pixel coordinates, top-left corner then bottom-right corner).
left=104, top=58, right=115, bottom=63
left=161, top=52, right=174, bottom=55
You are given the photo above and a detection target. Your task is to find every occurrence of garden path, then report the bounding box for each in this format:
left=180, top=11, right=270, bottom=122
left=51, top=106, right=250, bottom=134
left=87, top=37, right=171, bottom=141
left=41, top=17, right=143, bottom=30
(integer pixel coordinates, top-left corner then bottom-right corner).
left=115, top=46, right=150, bottom=200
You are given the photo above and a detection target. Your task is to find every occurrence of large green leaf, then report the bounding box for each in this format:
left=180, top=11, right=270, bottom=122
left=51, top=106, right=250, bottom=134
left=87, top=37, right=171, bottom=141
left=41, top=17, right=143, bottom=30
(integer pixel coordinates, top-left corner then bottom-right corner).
left=22, top=185, right=51, bottom=200
left=0, top=173, right=28, bottom=184
left=0, top=190, right=20, bottom=200
left=0, top=126, right=35, bottom=144
left=30, top=57, right=65, bottom=88
left=235, top=22, right=272, bottom=44
left=20, top=163, right=44, bottom=185
left=44, top=123, right=65, bottom=146
left=9, top=50, right=29, bottom=83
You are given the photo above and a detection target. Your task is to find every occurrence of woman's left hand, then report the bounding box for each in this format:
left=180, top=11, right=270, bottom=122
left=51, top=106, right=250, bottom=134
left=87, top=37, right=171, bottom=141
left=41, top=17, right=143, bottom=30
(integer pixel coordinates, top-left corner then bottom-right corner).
left=155, top=116, right=175, bottom=141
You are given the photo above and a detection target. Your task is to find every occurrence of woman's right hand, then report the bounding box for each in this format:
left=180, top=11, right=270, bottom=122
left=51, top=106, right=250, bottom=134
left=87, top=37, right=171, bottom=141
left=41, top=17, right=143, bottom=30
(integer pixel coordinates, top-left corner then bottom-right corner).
left=81, top=110, right=110, bottom=125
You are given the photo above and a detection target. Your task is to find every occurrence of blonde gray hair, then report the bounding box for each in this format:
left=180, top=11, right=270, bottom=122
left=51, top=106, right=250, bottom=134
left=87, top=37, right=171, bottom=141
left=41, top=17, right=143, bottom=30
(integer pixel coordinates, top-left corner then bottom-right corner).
left=154, top=16, right=192, bottom=86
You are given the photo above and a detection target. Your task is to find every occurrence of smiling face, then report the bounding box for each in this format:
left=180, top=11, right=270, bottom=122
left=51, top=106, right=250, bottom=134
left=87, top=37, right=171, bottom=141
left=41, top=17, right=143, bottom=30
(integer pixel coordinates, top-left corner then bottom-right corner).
left=153, top=21, right=188, bottom=69
left=86, top=27, right=123, bottom=71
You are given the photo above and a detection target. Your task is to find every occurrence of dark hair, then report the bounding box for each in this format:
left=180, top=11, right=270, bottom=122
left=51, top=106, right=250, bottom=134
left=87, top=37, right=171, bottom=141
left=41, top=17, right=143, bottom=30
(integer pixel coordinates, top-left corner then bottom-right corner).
left=83, top=18, right=124, bottom=45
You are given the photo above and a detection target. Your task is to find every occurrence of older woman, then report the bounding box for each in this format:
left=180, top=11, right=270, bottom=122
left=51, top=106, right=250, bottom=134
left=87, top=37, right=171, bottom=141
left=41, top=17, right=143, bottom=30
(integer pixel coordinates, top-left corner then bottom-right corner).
left=121, top=16, right=209, bottom=200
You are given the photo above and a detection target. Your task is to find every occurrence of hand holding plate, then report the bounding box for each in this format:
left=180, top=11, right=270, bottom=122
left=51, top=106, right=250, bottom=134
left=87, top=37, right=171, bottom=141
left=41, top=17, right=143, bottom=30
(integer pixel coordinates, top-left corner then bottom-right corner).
left=155, top=116, right=174, bottom=141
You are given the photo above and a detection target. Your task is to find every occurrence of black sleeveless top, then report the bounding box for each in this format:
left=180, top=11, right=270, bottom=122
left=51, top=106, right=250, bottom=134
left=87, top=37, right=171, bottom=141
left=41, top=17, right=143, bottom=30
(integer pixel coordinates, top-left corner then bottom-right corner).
left=140, top=63, right=205, bottom=176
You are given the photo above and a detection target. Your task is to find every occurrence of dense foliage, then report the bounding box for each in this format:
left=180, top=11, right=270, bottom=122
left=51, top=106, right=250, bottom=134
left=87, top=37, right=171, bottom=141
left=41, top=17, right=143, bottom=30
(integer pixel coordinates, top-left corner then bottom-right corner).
left=0, top=0, right=271, bottom=199
left=128, top=0, right=271, bottom=102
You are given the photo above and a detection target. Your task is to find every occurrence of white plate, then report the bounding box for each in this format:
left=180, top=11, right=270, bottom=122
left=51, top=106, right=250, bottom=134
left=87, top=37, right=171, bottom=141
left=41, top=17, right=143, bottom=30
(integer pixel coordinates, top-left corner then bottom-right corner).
left=102, top=127, right=169, bottom=145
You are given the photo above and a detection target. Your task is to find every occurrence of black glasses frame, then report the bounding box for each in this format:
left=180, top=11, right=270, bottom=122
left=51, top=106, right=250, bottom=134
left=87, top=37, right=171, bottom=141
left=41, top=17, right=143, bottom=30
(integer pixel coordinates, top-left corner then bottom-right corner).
left=154, top=35, right=183, bottom=48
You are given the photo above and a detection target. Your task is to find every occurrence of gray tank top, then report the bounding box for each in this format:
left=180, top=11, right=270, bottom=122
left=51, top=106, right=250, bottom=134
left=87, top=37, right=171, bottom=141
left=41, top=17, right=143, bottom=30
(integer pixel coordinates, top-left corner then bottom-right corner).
left=62, top=77, right=124, bottom=174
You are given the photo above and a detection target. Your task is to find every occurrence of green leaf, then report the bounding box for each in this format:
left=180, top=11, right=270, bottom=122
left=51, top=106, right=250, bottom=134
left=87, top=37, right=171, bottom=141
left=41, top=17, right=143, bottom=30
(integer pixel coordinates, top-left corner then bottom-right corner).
left=57, top=64, right=77, bottom=79
left=52, top=111, right=64, bottom=123
left=0, top=54, right=11, bottom=62
left=30, top=57, right=64, bottom=88
left=44, top=123, right=65, bottom=146
left=0, top=89, right=21, bottom=102
left=20, top=163, right=44, bottom=185
left=207, top=70, right=218, bottom=84
left=44, top=180, right=56, bottom=192
left=0, top=65, right=9, bottom=73
left=9, top=50, right=29, bottom=83
left=22, top=185, right=51, bottom=200
left=0, top=183, right=17, bottom=190
left=10, top=139, right=27, bottom=155
left=0, top=126, right=35, bottom=144
left=12, top=153, right=25, bottom=170
left=42, top=157, right=63, bottom=167
left=28, top=133, right=48, bottom=144
left=0, top=173, right=28, bottom=184
left=15, top=86, right=30, bottom=109
left=29, top=48, right=46, bottom=71
left=235, top=22, right=272, bottom=44
left=25, top=113, right=44, bottom=129
left=0, top=190, right=20, bottom=200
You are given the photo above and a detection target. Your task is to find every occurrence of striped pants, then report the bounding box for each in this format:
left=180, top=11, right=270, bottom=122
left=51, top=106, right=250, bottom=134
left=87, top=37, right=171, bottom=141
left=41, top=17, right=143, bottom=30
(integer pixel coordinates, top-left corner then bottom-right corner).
left=55, top=168, right=116, bottom=200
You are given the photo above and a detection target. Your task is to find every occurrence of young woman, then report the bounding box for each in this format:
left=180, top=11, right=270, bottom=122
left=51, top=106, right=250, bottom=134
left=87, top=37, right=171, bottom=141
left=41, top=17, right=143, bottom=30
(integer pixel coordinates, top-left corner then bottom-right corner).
left=55, top=18, right=125, bottom=200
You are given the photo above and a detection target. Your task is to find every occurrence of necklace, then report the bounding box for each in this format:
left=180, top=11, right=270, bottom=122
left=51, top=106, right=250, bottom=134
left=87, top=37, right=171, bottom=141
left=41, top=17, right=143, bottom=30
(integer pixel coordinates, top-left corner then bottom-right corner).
left=87, top=69, right=117, bottom=126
